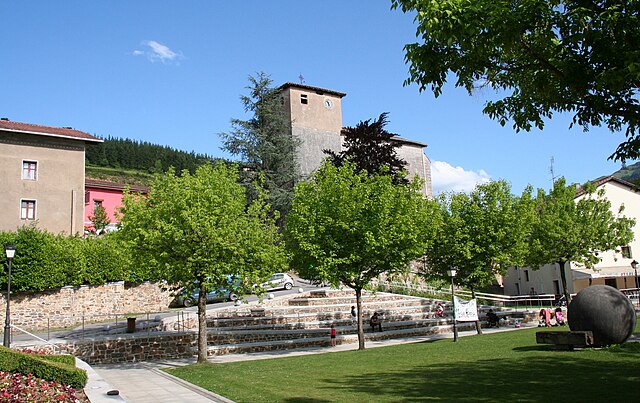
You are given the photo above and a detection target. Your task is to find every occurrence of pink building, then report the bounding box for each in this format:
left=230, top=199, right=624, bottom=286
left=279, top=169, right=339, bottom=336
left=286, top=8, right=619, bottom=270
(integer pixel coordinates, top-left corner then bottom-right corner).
left=84, top=179, right=148, bottom=233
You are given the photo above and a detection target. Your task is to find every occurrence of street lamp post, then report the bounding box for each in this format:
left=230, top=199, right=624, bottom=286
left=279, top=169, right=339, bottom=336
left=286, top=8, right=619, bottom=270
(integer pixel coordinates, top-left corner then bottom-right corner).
left=632, top=260, right=639, bottom=305
left=4, top=244, right=16, bottom=348
left=447, top=268, right=458, bottom=342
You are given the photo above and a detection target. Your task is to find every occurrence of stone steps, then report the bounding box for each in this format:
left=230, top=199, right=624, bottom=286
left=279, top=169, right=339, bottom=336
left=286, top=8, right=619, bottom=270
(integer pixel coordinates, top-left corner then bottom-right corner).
left=207, top=303, right=509, bottom=329
left=287, top=293, right=409, bottom=306
left=215, top=297, right=445, bottom=318
left=206, top=322, right=481, bottom=356
left=209, top=297, right=448, bottom=322
left=207, top=318, right=454, bottom=344
left=207, top=310, right=451, bottom=330
left=205, top=313, right=533, bottom=345
left=199, top=290, right=538, bottom=356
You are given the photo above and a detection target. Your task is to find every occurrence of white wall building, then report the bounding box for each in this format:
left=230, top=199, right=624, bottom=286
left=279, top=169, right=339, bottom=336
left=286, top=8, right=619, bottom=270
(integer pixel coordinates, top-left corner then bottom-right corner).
left=503, top=176, right=640, bottom=296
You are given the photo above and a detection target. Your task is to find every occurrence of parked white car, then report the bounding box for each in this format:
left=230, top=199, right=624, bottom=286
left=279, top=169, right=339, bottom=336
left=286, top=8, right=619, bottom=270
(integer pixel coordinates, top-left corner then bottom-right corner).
left=260, top=273, right=295, bottom=291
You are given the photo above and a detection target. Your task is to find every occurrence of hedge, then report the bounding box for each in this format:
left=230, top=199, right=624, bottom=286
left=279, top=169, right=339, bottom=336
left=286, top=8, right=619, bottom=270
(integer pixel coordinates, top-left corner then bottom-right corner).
left=0, top=226, right=156, bottom=293
left=0, top=346, right=87, bottom=388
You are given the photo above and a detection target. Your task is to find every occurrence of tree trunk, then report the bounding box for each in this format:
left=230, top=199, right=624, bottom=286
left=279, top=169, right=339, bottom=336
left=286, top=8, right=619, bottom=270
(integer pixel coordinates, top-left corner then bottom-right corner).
left=197, top=283, right=208, bottom=363
left=356, top=288, right=365, bottom=350
left=471, top=286, right=483, bottom=335
left=558, top=260, right=572, bottom=305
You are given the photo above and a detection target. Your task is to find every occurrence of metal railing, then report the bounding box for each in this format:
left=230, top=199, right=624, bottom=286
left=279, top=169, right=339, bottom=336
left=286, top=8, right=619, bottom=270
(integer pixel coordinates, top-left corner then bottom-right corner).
left=379, top=281, right=565, bottom=310
left=10, top=324, right=60, bottom=352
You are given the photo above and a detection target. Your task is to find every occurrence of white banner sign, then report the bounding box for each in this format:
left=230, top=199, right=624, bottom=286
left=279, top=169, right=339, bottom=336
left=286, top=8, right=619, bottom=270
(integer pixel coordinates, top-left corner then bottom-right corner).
left=454, top=296, right=479, bottom=322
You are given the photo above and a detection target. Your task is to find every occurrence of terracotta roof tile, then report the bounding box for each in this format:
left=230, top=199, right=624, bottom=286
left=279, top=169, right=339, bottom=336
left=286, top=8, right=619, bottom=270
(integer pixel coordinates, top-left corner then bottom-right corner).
left=0, top=119, right=102, bottom=143
left=279, top=82, right=347, bottom=98
left=85, top=179, right=149, bottom=193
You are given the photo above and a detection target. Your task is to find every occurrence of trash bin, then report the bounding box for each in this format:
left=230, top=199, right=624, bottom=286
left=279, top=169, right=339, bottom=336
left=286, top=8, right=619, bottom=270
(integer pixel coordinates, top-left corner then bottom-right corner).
left=127, top=317, right=136, bottom=333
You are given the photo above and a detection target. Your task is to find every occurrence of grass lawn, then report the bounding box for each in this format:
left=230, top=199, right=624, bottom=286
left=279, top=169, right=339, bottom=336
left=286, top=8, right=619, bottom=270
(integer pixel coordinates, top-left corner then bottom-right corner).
left=167, top=326, right=640, bottom=402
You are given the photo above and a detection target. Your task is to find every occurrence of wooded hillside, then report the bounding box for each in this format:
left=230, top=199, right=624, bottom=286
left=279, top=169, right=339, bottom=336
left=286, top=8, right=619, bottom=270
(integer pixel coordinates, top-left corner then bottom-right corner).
left=85, top=137, right=224, bottom=177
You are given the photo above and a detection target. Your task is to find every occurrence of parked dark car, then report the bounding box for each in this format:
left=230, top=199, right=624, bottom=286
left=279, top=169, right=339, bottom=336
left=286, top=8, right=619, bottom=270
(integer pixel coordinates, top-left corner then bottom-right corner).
left=177, top=276, right=240, bottom=307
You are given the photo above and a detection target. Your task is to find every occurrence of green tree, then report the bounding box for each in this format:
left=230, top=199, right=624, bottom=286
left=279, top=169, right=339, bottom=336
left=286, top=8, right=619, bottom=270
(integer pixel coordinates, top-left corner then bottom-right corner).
left=423, top=181, right=534, bottom=332
left=285, top=161, right=441, bottom=349
left=391, top=0, right=640, bottom=162
left=324, top=112, right=408, bottom=184
left=88, top=205, right=111, bottom=234
left=219, top=72, right=299, bottom=227
left=526, top=177, right=635, bottom=303
left=118, top=163, right=288, bottom=362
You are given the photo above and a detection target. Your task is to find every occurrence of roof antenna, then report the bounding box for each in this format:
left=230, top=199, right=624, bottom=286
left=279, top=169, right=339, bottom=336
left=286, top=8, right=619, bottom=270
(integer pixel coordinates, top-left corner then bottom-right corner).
left=550, top=156, right=558, bottom=184
left=298, top=73, right=305, bottom=84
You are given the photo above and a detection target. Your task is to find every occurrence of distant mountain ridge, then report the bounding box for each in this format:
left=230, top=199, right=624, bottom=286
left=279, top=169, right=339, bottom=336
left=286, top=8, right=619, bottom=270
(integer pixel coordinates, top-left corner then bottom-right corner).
left=612, top=161, right=640, bottom=186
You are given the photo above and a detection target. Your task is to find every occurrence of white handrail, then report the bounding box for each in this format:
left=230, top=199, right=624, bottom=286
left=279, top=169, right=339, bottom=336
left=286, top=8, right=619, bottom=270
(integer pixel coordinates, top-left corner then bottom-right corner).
left=380, top=281, right=564, bottom=307
left=10, top=324, right=60, bottom=351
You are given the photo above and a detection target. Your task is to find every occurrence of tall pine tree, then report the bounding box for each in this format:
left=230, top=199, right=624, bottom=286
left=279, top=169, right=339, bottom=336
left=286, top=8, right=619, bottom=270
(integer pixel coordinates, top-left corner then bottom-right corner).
left=219, top=72, right=299, bottom=227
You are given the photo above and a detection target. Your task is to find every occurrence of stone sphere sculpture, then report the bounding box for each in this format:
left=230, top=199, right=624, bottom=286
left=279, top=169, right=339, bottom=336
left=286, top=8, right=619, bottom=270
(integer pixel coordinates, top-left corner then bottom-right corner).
left=568, top=285, right=637, bottom=346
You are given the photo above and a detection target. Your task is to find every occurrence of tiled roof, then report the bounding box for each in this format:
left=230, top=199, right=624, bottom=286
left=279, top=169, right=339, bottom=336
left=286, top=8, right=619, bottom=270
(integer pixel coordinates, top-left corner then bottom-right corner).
left=279, top=82, right=347, bottom=98
left=575, top=175, right=639, bottom=197
left=0, top=119, right=102, bottom=143
left=339, top=128, right=427, bottom=148
left=85, top=179, right=149, bottom=193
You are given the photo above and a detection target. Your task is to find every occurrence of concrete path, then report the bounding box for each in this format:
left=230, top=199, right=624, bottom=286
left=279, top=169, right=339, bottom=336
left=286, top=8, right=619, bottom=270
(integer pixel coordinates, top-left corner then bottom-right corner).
left=87, top=323, right=538, bottom=403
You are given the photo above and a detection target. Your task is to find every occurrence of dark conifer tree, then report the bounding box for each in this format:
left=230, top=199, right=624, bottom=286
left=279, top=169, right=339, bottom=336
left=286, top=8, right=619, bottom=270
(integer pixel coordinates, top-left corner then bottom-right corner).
left=219, top=72, right=300, bottom=228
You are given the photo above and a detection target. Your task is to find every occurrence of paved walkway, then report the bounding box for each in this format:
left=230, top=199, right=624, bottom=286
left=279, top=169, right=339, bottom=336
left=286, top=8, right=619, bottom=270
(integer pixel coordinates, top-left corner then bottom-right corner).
left=86, top=323, right=538, bottom=403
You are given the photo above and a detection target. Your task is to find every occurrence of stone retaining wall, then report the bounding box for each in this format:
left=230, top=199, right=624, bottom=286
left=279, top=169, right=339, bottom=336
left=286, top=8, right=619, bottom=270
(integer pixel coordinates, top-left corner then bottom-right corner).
left=1, top=281, right=174, bottom=331
left=22, top=332, right=197, bottom=365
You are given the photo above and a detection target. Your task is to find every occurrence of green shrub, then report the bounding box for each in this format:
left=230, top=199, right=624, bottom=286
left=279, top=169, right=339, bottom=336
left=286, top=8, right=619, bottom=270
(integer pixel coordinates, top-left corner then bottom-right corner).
left=0, top=226, right=152, bottom=293
left=37, top=353, right=77, bottom=367
left=0, top=347, right=87, bottom=388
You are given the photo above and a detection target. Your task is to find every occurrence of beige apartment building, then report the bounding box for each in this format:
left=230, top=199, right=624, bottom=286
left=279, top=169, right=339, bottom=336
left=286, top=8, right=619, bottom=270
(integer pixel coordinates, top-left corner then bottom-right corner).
left=0, top=119, right=102, bottom=235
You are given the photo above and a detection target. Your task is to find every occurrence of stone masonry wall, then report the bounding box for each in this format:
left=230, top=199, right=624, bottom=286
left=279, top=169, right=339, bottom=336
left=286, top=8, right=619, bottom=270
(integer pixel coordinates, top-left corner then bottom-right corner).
left=22, top=332, right=197, bottom=365
left=0, top=281, right=175, bottom=331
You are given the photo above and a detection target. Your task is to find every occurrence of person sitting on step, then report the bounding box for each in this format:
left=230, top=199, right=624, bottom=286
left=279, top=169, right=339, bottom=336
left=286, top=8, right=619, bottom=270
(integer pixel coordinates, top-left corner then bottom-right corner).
left=487, top=309, right=499, bottom=327
left=554, top=307, right=566, bottom=326
left=369, top=312, right=383, bottom=332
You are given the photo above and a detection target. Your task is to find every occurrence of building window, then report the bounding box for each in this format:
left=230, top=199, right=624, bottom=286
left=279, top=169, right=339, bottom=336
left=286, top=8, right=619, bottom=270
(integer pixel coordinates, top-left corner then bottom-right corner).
left=621, top=245, right=632, bottom=259
left=94, top=200, right=103, bottom=209
left=21, top=200, right=36, bottom=220
left=524, top=270, right=530, bottom=282
left=300, top=94, right=308, bottom=104
left=22, top=160, right=37, bottom=180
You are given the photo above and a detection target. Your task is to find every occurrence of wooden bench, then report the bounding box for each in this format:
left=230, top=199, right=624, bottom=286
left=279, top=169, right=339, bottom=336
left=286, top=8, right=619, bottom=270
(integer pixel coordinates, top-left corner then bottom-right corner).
left=536, top=331, right=594, bottom=350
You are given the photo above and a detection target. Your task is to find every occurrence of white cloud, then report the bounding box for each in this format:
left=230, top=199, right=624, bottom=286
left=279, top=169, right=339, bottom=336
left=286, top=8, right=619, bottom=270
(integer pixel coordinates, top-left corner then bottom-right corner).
left=431, top=161, right=491, bottom=194
left=133, top=40, right=184, bottom=64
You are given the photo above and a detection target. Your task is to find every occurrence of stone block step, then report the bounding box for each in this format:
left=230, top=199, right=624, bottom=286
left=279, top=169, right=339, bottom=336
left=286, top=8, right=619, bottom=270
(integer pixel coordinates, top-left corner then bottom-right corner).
left=206, top=310, right=453, bottom=330
left=288, top=293, right=408, bottom=306
left=205, top=318, right=471, bottom=345
left=205, top=313, right=536, bottom=347
left=206, top=322, right=481, bottom=356
left=217, top=297, right=446, bottom=318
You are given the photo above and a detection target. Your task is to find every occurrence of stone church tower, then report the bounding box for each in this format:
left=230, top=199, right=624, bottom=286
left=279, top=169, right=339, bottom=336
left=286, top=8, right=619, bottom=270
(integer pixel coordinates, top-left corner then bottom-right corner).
left=278, top=82, right=432, bottom=197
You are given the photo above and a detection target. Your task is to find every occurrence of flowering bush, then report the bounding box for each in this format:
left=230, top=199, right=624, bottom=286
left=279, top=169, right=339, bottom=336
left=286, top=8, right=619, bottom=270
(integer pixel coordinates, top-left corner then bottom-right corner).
left=16, top=348, right=52, bottom=356
left=0, top=371, right=81, bottom=402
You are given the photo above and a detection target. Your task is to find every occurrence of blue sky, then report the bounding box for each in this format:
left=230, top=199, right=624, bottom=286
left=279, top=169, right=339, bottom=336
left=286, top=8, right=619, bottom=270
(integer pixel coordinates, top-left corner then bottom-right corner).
left=1, top=1, right=633, bottom=195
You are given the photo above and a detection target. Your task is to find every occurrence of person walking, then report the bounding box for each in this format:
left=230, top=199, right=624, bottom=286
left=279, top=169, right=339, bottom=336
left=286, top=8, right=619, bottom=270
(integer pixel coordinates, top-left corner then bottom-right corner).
left=350, top=306, right=357, bottom=327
